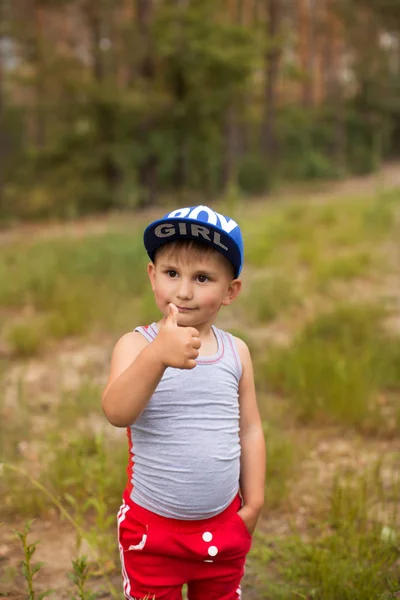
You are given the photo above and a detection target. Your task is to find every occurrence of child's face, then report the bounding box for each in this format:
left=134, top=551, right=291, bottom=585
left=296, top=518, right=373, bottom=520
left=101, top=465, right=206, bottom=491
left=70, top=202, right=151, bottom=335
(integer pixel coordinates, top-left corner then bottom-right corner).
left=147, top=247, right=241, bottom=328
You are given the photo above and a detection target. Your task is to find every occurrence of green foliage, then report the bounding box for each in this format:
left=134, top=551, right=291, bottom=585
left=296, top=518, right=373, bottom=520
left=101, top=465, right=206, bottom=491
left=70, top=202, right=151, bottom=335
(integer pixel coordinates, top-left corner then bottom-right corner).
left=69, top=556, right=98, bottom=600
left=263, top=423, right=296, bottom=509
left=261, top=304, right=400, bottom=430
left=237, top=155, right=274, bottom=195
left=244, top=275, right=301, bottom=323
left=5, top=321, right=44, bottom=357
left=0, top=232, right=149, bottom=338
left=2, top=0, right=399, bottom=219
left=315, top=252, right=373, bottom=290
left=252, top=461, right=400, bottom=599
left=14, top=521, right=55, bottom=600
left=277, top=106, right=345, bottom=181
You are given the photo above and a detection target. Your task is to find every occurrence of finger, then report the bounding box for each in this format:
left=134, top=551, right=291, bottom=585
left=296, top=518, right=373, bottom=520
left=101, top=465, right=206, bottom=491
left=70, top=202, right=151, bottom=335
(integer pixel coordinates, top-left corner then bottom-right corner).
left=188, top=327, right=200, bottom=337
left=185, top=359, right=197, bottom=370
left=166, top=303, right=179, bottom=326
left=192, top=338, right=201, bottom=350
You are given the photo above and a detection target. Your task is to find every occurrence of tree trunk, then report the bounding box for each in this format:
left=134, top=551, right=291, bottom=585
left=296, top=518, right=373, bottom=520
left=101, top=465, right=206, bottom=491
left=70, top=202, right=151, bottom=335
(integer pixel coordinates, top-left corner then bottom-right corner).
left=83, top=0, right=122, bottom=207
left=134, top=0, right=154, bottom=81
left=261, top=0, right=281, bottom=160
left=171, top=63, right=187, bottom=191
left=221, top=0, right=244, bottom=189
left=298, top=0, right=315, bottom=108
left=0, top=4, right=4, bottom=213
left=33, top=1, right=46, bottom=148
left=134, top=0, right=158, bottom=207
left=84, top=0, right=104, bottom=82
left=325, top=0, right=346, bottom=170
left=170, top=0, right=190, bottom=194
left=252, top=0, right=261, bottom=24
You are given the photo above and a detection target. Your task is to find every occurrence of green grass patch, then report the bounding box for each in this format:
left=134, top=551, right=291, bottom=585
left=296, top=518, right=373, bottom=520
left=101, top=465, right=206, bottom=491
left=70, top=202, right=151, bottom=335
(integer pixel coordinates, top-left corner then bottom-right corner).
left=0, top=375, right=126, bottom=521
left=263, top=423, right=296, bottom=509
left=242, top=274, right=302, bottom=323
left=260, top=303, right=400, bottom=431
left=251, top=460, right=400, bottom=599
left=5, top=318, right=46, bottom=357
left=0, top=233, right=150, bottom=344
left=315, top=251, right=374, bottom=290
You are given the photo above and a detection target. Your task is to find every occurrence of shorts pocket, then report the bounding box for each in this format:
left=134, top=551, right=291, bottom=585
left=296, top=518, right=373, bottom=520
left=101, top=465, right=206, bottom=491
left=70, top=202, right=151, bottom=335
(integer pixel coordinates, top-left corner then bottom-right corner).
left=233, top=513, right=252, bottom=541
left=118, top=502, right=149, bottom=553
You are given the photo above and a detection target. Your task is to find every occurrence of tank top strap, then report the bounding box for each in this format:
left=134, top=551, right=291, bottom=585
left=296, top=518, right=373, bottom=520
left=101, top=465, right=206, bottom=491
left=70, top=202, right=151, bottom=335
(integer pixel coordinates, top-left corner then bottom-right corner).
left=134, top=323, right=158, bottom=343
left=217, top=329, right=243, bottom=381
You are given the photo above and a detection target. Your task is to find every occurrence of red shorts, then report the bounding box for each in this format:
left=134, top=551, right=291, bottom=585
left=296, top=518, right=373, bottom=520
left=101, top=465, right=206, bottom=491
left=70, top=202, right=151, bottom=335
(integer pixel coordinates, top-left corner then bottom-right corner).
left=118, top=490, right=252, bottom=600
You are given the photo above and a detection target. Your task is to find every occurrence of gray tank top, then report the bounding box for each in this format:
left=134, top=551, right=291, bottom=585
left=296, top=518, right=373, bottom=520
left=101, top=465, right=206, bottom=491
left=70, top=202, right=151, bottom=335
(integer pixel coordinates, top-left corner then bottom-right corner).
left=127, top=323, right=242, bottom=519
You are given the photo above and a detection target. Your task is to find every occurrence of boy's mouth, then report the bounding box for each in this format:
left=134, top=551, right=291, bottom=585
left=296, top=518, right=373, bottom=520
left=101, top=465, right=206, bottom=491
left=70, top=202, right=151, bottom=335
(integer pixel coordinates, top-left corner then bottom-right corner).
left=176, top=306, right=197, bottom=312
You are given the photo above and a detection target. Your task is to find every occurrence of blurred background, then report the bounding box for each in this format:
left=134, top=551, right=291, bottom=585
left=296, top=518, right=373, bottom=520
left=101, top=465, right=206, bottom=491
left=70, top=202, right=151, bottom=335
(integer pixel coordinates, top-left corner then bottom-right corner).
left=1, top=2, right=400, bottom=599
left=0, top=0, right=400, bottom=220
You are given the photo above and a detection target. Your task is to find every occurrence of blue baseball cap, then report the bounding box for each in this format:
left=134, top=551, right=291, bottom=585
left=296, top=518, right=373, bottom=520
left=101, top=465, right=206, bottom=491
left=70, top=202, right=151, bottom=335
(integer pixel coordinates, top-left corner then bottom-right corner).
left=144, top=205, right=244, bottom=277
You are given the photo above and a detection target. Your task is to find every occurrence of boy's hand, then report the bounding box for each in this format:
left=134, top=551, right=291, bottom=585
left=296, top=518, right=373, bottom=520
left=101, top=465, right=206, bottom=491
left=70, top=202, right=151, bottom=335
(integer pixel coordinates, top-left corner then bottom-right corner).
left=155, top=303, right=201, bottom=369
left=237, top=505, right=262, bottom=535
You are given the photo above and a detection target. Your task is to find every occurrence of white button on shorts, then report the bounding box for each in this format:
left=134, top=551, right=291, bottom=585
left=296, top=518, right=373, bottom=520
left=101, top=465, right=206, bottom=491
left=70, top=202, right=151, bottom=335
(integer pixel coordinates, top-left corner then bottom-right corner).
left=202, top=532, right=213, bottom=543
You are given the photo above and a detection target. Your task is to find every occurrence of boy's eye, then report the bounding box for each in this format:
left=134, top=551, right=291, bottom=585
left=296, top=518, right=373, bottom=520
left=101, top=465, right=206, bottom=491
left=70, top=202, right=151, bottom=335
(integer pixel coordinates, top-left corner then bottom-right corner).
left=197, top=275, right=209, bottom=283
left=167, top=270, right=178, bottom=278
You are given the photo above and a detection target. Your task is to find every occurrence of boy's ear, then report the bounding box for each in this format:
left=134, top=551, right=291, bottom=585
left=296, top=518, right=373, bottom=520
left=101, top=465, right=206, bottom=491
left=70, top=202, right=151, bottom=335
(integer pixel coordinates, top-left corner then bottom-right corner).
left=147, top=262, right=156, bottom=291
left=222, top=278, right=242, bottom=306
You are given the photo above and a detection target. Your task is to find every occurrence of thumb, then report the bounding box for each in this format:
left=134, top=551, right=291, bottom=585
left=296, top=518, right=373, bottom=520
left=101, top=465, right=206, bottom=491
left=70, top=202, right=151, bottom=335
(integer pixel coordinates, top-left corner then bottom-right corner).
left=166, top=303, right=179, bottom=325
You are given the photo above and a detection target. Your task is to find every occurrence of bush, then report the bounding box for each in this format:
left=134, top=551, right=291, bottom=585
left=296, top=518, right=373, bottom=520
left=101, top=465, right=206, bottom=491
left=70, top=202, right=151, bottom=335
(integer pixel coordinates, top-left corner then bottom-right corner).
left=237, top=154, right=274, bottom=195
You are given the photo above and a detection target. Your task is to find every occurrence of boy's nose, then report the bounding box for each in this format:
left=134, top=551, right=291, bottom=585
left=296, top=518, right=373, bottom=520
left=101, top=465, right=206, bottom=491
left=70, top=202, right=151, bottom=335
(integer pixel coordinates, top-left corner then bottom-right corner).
left=176, top=279, right=193, bottom=300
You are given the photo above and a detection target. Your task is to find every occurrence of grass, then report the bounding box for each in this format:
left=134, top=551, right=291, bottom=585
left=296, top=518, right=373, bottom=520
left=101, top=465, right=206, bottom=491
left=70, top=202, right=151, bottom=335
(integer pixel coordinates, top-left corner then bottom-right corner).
left=260, top=303, right=400, bottom=432
left=263, top=423, right=297, bottom=509
left=314, top=251, right=374, bottom=291
left=242, top=274, right=301, bottom=323
left=1, top=183, right=400, bottom=597
left=251, top=460, right=400, bottom=599
left=0, top=233, right=149, bottom=345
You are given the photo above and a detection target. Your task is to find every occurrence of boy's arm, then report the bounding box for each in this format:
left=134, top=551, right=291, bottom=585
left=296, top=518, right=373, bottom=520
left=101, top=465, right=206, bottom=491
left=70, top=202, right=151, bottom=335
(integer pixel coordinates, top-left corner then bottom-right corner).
left=101, top=331, right=165, bottom=427
left=235, top=337, right=266, bottom=534
left=102, top=303, right=201, bottom=427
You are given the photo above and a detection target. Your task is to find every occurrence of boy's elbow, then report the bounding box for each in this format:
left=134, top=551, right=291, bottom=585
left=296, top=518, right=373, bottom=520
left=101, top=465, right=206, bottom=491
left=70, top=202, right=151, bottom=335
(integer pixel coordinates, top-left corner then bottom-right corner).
left=101, top=393, right=137, bottom=428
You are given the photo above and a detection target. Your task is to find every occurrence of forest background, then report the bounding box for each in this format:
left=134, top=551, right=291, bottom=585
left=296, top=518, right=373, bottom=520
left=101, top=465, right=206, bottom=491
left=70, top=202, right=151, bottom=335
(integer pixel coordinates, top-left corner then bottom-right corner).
left=1, top=0, right=400, bottom=221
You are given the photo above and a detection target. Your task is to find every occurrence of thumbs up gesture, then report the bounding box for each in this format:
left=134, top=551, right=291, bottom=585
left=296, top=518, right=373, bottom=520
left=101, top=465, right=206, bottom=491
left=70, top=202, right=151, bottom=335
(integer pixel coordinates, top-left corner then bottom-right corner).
left=155, top=304, right=201, bottom=369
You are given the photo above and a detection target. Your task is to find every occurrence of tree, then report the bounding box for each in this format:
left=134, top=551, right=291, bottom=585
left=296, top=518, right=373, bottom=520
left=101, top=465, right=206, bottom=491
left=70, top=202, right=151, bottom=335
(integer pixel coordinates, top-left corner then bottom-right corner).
left=0, top=3, right=4, bottom=209
left=261, top=0, right=283, bottom=160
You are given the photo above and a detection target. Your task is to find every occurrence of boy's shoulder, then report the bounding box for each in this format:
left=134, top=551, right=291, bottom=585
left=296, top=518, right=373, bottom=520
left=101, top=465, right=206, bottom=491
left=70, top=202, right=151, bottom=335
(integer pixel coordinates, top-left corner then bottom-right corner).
left=111, top=330, right=150, bottom=361
left=219, top=328, right=251, bottom=367
left=233, top=336, right=251, bottom=360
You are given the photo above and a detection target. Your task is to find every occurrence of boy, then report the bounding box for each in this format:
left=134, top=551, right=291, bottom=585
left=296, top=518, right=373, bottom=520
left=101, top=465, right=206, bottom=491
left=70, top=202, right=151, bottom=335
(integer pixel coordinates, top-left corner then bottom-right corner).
left=102, top=205, right=266, bottom=600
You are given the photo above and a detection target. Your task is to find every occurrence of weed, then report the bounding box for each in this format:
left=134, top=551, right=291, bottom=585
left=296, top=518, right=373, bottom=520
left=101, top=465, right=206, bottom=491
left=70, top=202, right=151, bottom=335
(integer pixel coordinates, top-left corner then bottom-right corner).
left=69, top=556, right=98, bottom=600
left=14, top=520, right=54, bottom=599
left=3, top=464, right=121, bottom=598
